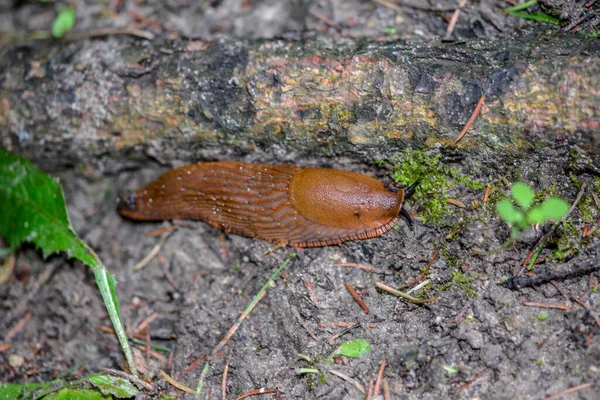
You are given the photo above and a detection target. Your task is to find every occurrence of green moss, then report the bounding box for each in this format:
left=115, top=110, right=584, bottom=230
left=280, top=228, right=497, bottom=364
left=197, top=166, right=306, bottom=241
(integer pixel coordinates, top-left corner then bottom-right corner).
left=578, top=195, right=597, bottom=225
left=416, top=281, right=432, bottom=299
left=381, top=149, right=482, bottom=223
left=549, top=221, right=586, bottom=261
left=452, top=269, right=478, bottom=297
left=436, top=269, right=478, bottom=296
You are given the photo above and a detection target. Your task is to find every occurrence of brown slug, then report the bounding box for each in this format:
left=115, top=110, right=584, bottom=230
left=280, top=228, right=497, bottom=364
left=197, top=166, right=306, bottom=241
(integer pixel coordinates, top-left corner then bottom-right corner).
left=118, top=161, right=417, bottom=248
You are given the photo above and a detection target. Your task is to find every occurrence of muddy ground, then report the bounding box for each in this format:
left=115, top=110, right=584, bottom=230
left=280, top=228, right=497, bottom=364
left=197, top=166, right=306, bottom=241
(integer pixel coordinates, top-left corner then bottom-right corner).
left=1, top=1, right=600, bottom=399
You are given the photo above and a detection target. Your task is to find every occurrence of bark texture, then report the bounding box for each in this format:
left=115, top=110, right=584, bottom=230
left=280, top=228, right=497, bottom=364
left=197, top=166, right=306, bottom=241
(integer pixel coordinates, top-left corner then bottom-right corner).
left=1, top=27, right=599, bottom=171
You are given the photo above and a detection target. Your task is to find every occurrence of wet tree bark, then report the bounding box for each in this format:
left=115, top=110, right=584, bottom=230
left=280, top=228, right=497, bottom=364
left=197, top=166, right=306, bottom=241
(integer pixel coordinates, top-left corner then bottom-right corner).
left=0, top=27, right=599, bottom=172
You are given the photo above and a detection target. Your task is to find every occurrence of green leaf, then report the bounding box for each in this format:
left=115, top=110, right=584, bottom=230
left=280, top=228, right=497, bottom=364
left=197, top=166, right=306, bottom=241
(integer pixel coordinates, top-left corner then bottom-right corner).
left=89, top=374, right=139, bottom=398
left=496, top=199, right=524, bottom=225
left=443, top=365, right=458, bottom=374
left=327, top=339, right=371, bottom=363
left=541, top=198, right=570, bottom=220
left=52, top=7, right=76, bottom=38
left=508, top=11, right=561, bottom=25
left=511, top=182, right=534, bottom=210
left=0, top=149, right=99, bottom=267
left=527, top=206, right=546, bottom=225
left=0, top=149, right=137, bottom=376
left=504, top=0, right=537, bottom=13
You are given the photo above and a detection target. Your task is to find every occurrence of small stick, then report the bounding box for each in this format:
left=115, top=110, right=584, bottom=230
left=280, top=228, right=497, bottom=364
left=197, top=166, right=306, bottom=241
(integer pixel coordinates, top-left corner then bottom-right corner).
left=263, top=244, right=283, bottom=255
left=184, top=354, right=206, bottom=373
left=142, top=225, right=176, bottom=237
left=102, top=368, right=154, bottom=391
left=570, top=297, right=600, bottom=328
left=133, top=312, right=159, bottom=335
left=329, top=370, right=366, bottom=394
left=133, top=231, right=173, bottom=271
left=550, top=280, right=571, bottom=303
left=303, top=280, right=320, bottom=307
left=161, top=258, right=179, bottom=290
left=213, top=291, right=265, bottom=356
left=444, top=0, right=468, bottom=40
left=543, top=382, right=594, bottom=400
left=506, top=258, right=600, bottom=289
left=6, top=311, right=32, bottom=341
left=320, top=322, right=358, bottom=328
left=145, top=326, right=151, bottom=364
left=222, top=361, right=230, bottom=400
left=406, top=279, right=432, bottom=295
left=69, top=27, right=155, bottom=41
left=447, top=198, right=467, bottom=208
left=383, top=379, right=391, bottom=400
left=455, top=95, right=485, bottom=143
left=291, top=306, right=318, bottom=341
left=456, top=368, right=489, bottom=393
left=166, top=350, right=174, bottom=373
left=0, top=252, right=16, bottom=283
left=376, top=282, right=440, bottom=304
left=483, top=186, right=491, bottom=203
left=373, top=358, right=386, bottom=397
left=160, top=370, right=195, bottom=394
left=419, top=249, right=440, bottom=281
left=334, top=262, right=394, bottom=274
left=212, top=258, right=292, bottom=355
left=521, top=302, right=571, bottom=310
left=515, top=184, right=587, bottom=277
left=371, top=0, right=402, bottom=13
left=366, top=379, right=374, bottom=400
left=219, top=234, right=229, bottom=263
left=345, top=282, right=370, bottom=314
left=234, top=388, right=279, bottom=400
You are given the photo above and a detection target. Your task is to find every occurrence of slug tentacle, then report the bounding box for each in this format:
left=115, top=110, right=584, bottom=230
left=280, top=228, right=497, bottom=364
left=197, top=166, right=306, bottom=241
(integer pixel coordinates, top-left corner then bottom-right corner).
left=118, top=161, right=410, bottom=248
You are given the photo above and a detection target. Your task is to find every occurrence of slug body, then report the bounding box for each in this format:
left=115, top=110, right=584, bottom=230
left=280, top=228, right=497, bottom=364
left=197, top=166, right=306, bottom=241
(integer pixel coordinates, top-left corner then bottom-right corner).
left=118, top=161, right=407, bottom=248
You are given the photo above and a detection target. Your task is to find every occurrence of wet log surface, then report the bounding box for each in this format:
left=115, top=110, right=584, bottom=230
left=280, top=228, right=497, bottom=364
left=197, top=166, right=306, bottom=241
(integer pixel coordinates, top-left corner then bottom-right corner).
left=1, top=27, right=599, bottom=173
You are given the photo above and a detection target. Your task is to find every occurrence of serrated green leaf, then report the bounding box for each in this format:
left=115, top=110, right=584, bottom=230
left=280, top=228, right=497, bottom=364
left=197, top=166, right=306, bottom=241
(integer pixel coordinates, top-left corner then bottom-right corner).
left=52, top=7, right=76, bottom=39
left=0, top=149, right=136, bottom=376
left=496, top=199, right=524, bottom=225
left=527, top=206, right=546, bottom=225
left=511, top=182, right=534, bottom=210
left=332, top=339, right=371, bottom=359
left=541, top=198, right=570, bottom=220
left=0, top=149, right=99, bottom=268
left=89, top=374, right=139, bottom=398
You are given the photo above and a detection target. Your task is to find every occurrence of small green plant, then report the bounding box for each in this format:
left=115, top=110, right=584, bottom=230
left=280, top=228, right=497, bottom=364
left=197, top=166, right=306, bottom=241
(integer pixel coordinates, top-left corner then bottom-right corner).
left=451, top=269, right=478, bottom=297
left=326, top=339, right=371, bottom=364
left=297, top=339, right=371, bottom=378
left=496, top=182, right=569, bottom=236
left=52, top=7, right=76, bottom=38
left=536, top=311, right=549, bottom=321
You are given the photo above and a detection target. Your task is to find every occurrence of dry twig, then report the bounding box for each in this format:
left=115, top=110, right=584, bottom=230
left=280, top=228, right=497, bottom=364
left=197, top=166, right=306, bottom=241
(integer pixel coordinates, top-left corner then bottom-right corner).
left=455, top=95, right=485, bottom=143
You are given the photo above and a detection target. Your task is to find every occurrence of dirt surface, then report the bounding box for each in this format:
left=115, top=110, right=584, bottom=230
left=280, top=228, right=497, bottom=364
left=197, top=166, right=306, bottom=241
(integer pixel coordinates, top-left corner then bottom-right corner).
left=1, top=1, right=600, bottom=400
